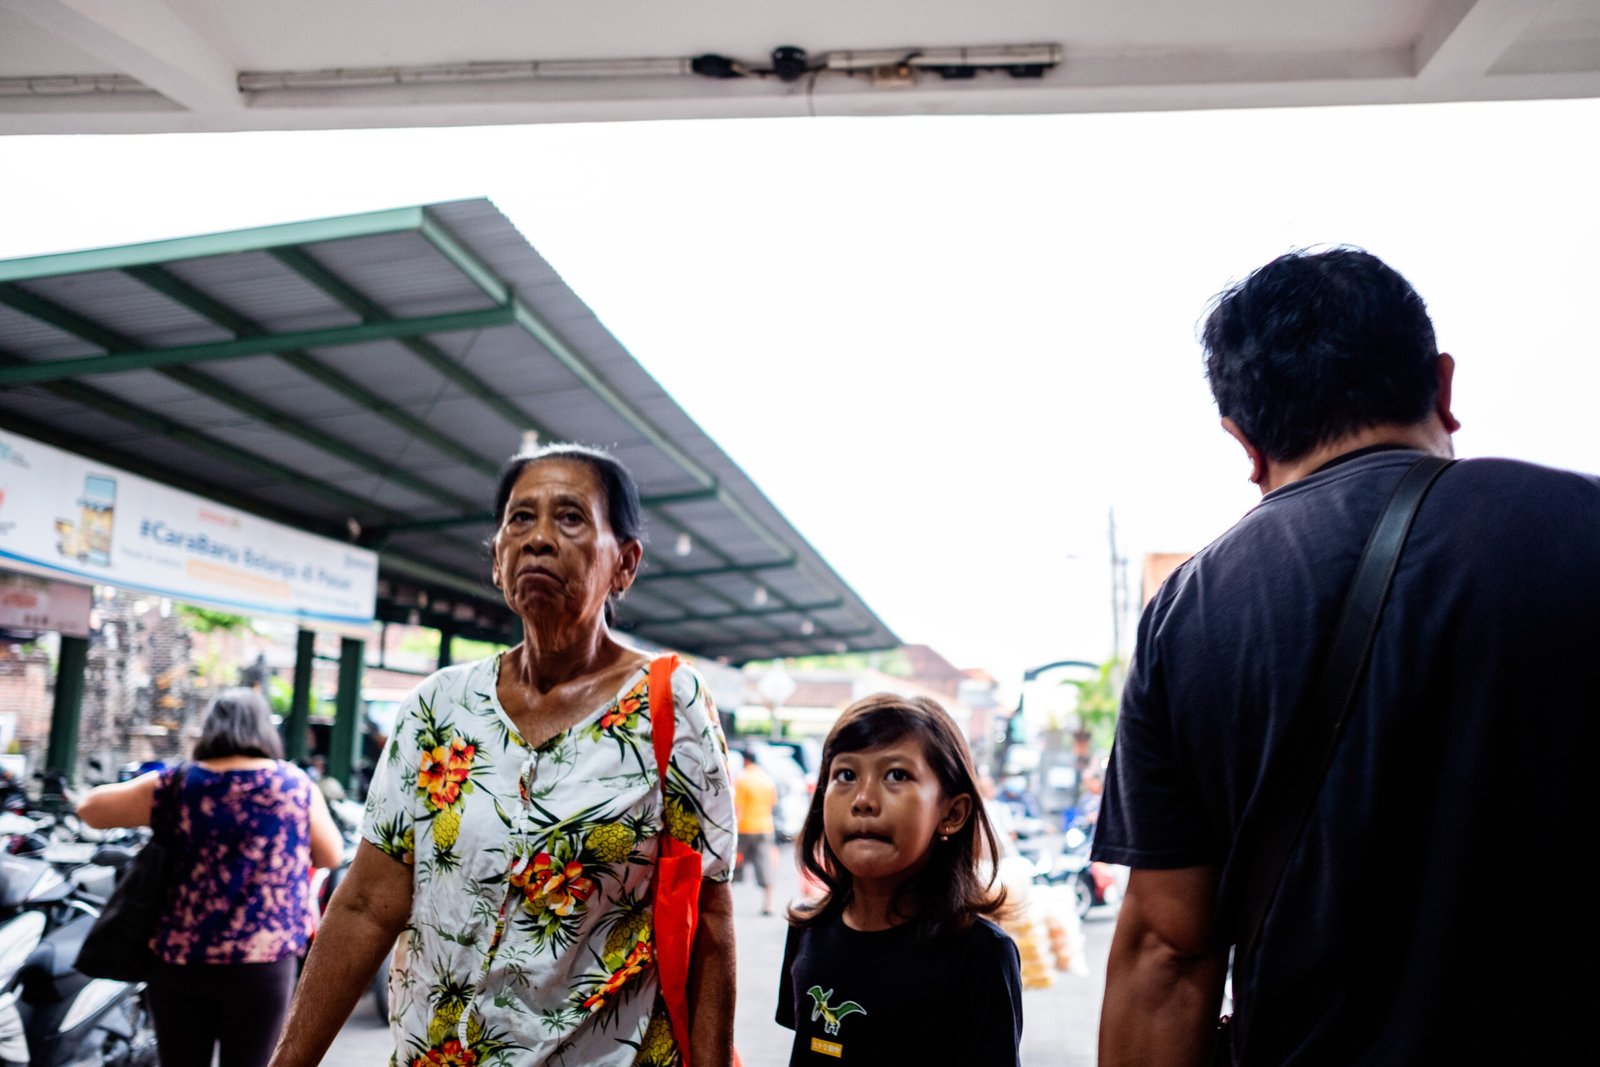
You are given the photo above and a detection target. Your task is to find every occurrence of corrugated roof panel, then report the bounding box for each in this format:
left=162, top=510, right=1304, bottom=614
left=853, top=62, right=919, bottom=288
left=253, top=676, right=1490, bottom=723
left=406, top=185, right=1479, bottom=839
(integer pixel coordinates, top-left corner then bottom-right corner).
left=0, top=386, right=91, bottom=421
left=218, top=424, right=370, bottom=483
left=320, top=471, right=450, bottom=515
left=20, top=272, right=232, bottom=349
left=297, top=231, right=488, bottom=318
left=162, top=252, right=360, bottom=334
left=244, top=481, right=365, bottom=526
left=73, top=367, right=220, bottom=410
left=293, top=412, right=484, bottom=481
left=397, top=396, right=524, bottom=464
left=440, top=333, right=594, bottom=394
left=197, top=354, right=365, bottom=413
left=0, top=302, right=103, bottom=361
left=0, top=402, right=139, bottom=445
left=309, top=337, right=493, bottom=410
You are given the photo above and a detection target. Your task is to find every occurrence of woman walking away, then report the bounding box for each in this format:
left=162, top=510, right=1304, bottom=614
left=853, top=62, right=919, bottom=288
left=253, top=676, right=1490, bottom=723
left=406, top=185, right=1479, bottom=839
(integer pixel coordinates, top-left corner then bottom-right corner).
left=777, top=694, right=1022, bottom=1066
left=270, top=443, right=738, bottom=1067
left=77, top=687, right=343, bottom=1067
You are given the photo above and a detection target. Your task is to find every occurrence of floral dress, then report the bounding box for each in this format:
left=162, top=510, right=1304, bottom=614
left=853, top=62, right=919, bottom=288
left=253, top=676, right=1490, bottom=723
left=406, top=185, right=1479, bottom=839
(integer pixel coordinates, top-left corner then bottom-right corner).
left=361, top=654, right=735, bottom=1067
left=154, top=762, right=316, bottom=964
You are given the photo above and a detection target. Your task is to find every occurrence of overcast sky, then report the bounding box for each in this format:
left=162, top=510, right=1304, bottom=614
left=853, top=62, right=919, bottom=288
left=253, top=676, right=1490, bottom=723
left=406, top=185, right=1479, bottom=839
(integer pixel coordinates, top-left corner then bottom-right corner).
left=2, top=96, right=1597, bottom=683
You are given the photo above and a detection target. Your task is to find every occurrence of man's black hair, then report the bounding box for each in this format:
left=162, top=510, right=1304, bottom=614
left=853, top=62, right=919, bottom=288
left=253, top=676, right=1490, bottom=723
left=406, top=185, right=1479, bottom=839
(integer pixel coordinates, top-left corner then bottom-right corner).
left=1202, top=247, right=1440, bottom=462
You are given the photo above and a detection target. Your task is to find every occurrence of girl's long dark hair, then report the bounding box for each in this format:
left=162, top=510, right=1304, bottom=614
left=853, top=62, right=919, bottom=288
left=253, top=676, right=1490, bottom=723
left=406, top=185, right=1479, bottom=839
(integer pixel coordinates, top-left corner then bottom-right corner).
left=788, top=693, right=1008, bottom=939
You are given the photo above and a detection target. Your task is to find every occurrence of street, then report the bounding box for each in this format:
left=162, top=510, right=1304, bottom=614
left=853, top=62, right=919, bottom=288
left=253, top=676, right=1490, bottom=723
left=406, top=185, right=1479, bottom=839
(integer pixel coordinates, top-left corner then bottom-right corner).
left=321, top=841, right=1113, bottom=1065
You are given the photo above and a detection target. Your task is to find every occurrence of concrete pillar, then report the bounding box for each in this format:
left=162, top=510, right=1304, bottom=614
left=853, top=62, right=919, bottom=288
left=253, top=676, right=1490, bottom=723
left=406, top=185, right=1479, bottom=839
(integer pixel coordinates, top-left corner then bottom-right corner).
left=45, top=635, right=89, bottom=786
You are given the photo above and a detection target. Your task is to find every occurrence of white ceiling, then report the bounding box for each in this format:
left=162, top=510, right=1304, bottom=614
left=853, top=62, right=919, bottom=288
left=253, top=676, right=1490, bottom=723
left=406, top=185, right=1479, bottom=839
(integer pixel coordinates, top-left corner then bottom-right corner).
left=1, top=0, right=1596, bottom=134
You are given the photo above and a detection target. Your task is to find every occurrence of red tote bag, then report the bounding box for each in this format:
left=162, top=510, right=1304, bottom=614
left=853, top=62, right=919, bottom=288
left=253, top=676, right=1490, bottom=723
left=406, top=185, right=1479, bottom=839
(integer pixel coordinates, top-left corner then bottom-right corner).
left=648, top=654, right=741, bottom=1067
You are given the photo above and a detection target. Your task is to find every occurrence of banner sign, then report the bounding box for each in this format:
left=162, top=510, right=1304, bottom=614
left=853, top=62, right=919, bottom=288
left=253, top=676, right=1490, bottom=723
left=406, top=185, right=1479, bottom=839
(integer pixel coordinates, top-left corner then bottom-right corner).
left=0, top=428, right=376, bottom=632
left=0, top=572, right=92, bottom=637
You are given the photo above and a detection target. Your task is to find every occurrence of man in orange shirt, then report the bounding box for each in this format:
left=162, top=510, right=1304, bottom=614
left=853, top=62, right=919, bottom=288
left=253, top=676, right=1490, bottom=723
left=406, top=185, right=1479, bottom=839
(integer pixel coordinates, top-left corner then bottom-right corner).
left=733, top=750, right=779, bottom=915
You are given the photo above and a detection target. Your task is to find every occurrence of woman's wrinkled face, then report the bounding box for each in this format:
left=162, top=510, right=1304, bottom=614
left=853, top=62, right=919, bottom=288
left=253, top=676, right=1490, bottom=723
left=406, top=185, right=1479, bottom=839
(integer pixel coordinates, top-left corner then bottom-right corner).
left=490, top=459, right=639, bottom=630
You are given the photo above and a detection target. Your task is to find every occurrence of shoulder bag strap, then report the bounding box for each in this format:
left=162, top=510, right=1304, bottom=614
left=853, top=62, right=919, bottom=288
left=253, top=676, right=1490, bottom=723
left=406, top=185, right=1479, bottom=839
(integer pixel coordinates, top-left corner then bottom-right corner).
left=1232, top=454, right=1453, bottom=963
left=152, top=762, right=188, bottom=845
left=650, top=654, right=682, bottom=788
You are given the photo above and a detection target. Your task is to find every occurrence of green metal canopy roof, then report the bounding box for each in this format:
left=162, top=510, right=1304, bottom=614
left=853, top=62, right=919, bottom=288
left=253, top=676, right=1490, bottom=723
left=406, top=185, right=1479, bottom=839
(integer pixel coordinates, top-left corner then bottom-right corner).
left=0, top=199, right=898, bottom=663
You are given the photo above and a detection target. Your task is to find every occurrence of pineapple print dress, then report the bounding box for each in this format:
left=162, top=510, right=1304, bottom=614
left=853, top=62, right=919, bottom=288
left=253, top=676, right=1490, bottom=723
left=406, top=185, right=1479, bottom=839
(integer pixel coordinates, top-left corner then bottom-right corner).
left=361, top=654, right=736, bottom=1067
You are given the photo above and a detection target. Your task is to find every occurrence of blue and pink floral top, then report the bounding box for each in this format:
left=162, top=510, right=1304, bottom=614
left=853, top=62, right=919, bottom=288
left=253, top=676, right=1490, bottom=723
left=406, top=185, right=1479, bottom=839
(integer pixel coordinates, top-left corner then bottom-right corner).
left=151, top=761, right=318, bottom=965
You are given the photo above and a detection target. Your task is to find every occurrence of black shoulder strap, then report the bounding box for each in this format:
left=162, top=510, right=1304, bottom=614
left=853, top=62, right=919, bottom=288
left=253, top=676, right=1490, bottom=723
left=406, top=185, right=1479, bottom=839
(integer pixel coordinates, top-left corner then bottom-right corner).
left=1233, top=454, right=1453, bottom=963
left=152, top=761, right=188, bottom=845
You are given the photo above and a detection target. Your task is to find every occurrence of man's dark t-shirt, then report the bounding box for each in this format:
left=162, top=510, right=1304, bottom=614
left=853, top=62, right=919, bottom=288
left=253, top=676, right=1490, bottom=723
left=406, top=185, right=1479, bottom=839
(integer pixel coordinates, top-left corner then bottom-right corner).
left=1094, top=451, right=1600, bottom=1064
left=776, top=914, right=1022, bottom=1066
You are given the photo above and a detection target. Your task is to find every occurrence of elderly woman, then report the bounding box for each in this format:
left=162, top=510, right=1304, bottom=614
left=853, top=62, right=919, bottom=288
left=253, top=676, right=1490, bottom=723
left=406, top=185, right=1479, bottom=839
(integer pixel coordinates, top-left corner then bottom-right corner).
left=271, top=444, right=737, bottom=1067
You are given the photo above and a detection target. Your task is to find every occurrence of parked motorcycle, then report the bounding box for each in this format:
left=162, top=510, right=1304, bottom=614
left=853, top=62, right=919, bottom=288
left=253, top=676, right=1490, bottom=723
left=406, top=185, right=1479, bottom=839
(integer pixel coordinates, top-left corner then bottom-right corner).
left=0, top=846, right=158, bottom=1067
left=1021, top=822, right=1124, bottom=919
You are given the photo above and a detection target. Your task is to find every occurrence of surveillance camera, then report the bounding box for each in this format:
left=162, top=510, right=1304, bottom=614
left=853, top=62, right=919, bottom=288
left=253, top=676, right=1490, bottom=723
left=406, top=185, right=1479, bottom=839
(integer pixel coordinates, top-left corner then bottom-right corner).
left=771, top=46, right=809, bottom=82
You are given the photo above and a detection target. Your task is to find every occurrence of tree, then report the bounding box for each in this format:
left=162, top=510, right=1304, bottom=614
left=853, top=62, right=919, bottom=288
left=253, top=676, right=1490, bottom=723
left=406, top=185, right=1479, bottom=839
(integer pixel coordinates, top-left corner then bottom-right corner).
left=1065, top=659, right=1123, bottom=751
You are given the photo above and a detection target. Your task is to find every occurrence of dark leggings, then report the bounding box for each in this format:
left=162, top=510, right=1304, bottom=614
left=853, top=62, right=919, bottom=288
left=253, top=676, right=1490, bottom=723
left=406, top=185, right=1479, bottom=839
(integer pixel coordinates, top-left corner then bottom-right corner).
left=145, top=956, right=296, bottom=1067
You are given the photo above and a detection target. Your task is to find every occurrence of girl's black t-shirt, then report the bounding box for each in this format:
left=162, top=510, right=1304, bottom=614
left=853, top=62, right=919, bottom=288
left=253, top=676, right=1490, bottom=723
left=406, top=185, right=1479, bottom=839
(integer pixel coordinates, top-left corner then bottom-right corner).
left=776, top=913, right=1022, bottom=1067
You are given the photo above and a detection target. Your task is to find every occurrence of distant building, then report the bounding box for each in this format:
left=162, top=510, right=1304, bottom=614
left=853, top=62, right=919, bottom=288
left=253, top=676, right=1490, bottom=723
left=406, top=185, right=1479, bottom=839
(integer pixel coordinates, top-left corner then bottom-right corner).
left=732, top=644, right=998, bottom=748
left=1142, top=552, right=1194, bottom=606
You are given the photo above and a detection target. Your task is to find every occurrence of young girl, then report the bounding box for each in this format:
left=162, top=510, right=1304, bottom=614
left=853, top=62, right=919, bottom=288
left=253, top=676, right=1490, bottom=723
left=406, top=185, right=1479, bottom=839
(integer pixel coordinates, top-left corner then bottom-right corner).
left=776, top=693, right=1022, bottom=1066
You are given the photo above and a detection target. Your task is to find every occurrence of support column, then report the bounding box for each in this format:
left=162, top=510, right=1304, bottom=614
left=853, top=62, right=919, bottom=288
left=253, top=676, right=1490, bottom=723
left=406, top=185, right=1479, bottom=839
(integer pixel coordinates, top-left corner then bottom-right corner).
left=46, top=635, right=89, bottom=786
left=437, top=626, right=455, bottom=671
left=286, top=628, right=315, bottom=764
left=329, top=636, right=364, bottom=793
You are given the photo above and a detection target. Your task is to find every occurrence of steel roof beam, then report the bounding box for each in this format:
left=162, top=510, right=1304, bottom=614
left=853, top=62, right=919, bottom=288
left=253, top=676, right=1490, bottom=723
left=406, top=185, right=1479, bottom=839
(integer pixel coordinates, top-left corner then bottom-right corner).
left=0, top=348, right=397, bottom=520
left=0, top=206, right=425, bottom=284
left=124, top=264, right=505, bottom=477
left=268, top=245, right=558, bottom=438
left=0, top=294, right=513, bottom=385
left=0, top=281, right=486, bottom=520
left=0, top=292, right=506, bottom=582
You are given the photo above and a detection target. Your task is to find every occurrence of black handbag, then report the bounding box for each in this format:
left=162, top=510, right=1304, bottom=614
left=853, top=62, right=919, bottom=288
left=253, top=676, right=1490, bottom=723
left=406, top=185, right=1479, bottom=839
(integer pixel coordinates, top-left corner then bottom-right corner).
left=1212, top=455, right=1452, bottom=1066
left=74, top=763, right=189, bottom=982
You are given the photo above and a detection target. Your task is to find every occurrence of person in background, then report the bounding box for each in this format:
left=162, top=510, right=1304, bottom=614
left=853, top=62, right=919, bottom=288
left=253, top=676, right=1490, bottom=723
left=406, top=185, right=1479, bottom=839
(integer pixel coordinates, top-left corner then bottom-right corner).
left=733, top=747, right=780, bottom=915
left=77, top=687, right=343, bottom=1067
left=1074, top=772, right=1102, bottom=829
left=1094, top=248, right=1600, bottom=1064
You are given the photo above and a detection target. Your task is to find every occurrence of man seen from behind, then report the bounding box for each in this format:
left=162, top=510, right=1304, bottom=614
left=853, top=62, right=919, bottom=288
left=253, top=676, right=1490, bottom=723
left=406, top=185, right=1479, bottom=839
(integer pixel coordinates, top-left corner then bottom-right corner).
left=1093, top=248, right=1598, bottom=1065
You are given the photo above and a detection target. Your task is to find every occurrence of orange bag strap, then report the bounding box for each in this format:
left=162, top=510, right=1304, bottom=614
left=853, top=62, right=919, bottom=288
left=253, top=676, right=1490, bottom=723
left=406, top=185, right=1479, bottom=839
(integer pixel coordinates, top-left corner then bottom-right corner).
left=646, top=652, right=742, bottom=1067
left=650, top=653, right=680, bottom=782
